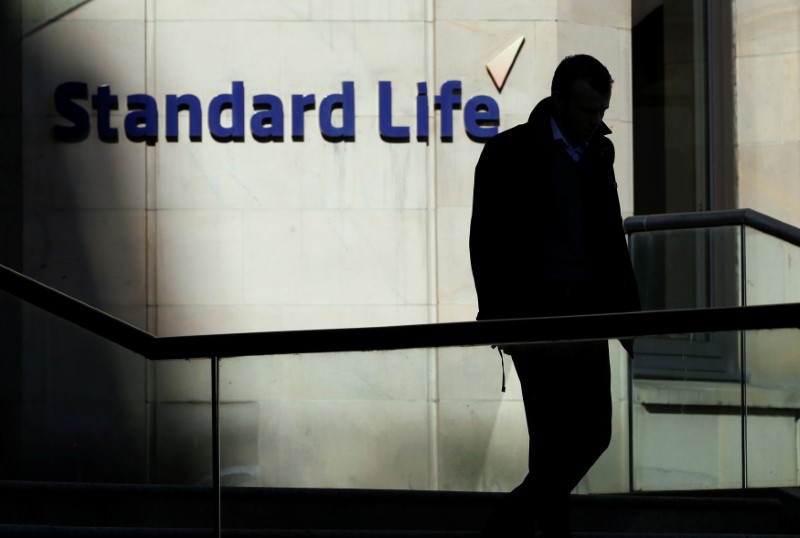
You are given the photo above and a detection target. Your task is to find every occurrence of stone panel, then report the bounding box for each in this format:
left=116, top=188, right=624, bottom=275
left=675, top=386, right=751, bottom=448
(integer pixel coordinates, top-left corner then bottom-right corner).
left=257, top=399, right=430, bottom=488
left=437, top=399, right=527, bottom=492
left=156, top=209, right=243, bottom=306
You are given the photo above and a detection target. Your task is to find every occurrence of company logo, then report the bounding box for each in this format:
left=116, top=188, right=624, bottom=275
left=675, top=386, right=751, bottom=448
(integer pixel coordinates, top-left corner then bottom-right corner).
left=53, top=38, right=524, bottom=144
left=487, top=36, right=524, bottom=91
left=53, top=80, right=499, bottom=144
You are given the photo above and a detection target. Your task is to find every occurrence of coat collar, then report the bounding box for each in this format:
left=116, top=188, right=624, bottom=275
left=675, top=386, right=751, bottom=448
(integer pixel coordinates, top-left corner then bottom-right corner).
left=526, top=96, right=611, bottom=140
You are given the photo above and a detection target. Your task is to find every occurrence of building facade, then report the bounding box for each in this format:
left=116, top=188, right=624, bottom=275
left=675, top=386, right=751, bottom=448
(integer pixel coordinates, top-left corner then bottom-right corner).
left=1, top=0, right=799, bottom=493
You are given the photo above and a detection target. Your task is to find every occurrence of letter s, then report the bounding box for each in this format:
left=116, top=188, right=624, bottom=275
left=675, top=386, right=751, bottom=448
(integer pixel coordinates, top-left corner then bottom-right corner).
left=53, top=82, right=90, bottom=142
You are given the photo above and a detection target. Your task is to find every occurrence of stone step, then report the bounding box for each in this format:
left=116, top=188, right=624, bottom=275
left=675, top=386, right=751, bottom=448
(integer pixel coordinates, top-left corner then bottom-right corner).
left=1, top=481, right=798, bottom=536
left=2, top=526, right=800, bottom=538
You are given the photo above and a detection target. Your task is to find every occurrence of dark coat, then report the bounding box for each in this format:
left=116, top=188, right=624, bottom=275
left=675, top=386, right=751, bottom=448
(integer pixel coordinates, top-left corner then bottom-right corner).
left=469, top=96, right=641, bottom=321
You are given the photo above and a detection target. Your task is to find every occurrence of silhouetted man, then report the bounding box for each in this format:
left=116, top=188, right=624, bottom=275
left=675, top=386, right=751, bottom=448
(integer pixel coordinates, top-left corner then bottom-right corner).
left=469, top=54, right=640, bottom=537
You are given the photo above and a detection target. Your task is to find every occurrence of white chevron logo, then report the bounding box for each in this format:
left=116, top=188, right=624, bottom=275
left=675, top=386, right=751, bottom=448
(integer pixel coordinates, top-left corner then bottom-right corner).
left=487, top=36, right=525, bottom=91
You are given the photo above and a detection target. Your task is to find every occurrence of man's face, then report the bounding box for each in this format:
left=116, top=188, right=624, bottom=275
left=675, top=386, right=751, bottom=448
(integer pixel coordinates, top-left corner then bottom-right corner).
left=552, top=79, right=611, bottom=145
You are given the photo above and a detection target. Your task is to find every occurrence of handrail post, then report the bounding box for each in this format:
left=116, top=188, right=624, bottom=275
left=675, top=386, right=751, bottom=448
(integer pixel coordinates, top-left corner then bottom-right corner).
left=739, top=225, right=748, bottom=489
left=627, top=347, right=635, bottom=493
left=212, top=356, right=221, bottom=537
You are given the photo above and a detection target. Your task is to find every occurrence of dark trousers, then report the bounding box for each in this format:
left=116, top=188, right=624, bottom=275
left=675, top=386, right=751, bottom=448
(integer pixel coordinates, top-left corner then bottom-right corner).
left=482, top=340, right=612, bottom=537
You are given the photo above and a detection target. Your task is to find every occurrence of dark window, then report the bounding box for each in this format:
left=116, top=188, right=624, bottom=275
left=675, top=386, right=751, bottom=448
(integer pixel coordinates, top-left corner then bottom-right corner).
left=631, top=0, right=738, bottom=380
left=628, top=226, right=740, bottom=380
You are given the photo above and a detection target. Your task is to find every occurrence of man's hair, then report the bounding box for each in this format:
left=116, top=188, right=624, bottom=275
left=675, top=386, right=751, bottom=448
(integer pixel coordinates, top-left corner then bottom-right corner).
left=551, top=54, right=613, bottom=96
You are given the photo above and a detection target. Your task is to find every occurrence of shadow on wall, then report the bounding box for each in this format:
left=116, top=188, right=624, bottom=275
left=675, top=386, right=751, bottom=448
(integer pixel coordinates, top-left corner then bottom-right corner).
left=0, top=0, right=150, bottom=485
left=2, top=1, right=517, bottom=491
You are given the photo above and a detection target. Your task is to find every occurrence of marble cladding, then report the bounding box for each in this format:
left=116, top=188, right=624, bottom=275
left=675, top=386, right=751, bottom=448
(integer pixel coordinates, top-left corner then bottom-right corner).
left=735, top=0, right=800, bottom=228
left=22, top=0, right=635, bottom=332
left=28, top=0, right=800, bottom=495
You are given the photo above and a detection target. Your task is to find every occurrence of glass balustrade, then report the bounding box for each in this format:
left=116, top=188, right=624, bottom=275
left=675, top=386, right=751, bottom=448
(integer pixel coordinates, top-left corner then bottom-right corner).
left=626, top=220, right=800, bottom=491
left=0, top=285, right=214, bottom=530
left=744, top=328, right=800, bottom=488
left=215, top=340, right=634, bottom=495
left=2, top=214, right=799, bottom=536
left=744, top=227, right=800, bottom=306
left=210, top=325, right=798, bottom=503
left=0, top=287, right=152, bottom=484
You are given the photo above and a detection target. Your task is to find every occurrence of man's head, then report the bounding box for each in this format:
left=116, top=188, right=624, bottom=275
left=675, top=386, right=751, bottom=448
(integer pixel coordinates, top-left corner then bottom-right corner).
left=551, top=54, right=613, bottom=145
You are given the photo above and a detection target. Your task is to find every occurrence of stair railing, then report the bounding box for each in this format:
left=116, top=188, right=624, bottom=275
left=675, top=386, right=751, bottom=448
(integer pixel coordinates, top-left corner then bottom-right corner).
left=2, top=209, right=800, bottom=536
left=624, top=208, right=800, bottom=491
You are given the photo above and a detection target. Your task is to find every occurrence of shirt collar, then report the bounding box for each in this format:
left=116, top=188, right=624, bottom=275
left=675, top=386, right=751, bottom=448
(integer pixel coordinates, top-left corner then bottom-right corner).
left=550, top=116, right=587, bottom=162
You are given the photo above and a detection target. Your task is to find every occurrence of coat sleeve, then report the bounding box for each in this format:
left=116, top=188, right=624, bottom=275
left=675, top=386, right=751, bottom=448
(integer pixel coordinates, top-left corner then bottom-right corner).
left=596, top=137, right=641, bottom=311
left=607, top=143, right=642, bottom=314
left=469, top=137, right=507, bottom=320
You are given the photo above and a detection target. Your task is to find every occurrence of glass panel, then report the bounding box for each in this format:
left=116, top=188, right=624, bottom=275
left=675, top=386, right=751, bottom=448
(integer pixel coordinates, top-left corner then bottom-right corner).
left=744, top=328, right=800, bottom=488
left=217, top=339, right=633, bottom=495
left=0, top=291, right=215, bottom=487
left=0, top=289, right=151, bottom=484
left=0, top=286, right=214, bottom=528
left=629, top=226, right=741, bottom=311
left=744, top=227, right=800, bottom=306
left=149, top=357, right=213, bottom=486
left=628, top=226, right=741, bottom=380
left=218, top=348, right=437, bottom=490
left=8, top=283, right=796, bottom=525
left=631, top=331, right=744, bottom=492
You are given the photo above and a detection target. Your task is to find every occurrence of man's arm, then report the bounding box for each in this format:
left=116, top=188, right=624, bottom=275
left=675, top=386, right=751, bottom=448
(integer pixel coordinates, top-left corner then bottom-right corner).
left=469, top=139, right=506, bottom=320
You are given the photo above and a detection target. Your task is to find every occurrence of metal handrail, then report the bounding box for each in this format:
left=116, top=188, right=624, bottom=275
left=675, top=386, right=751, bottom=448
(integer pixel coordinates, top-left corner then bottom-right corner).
left=2, top=208, right=796, bottom=361
left=623, top=208, right=800, bottom=492
left=4, top=208, right=800, bottom=535
left=624, top=208, right=800, bottom=247
left=0, top=263, right=156, bottom=355
left=2, top=262, right=799, bottom=361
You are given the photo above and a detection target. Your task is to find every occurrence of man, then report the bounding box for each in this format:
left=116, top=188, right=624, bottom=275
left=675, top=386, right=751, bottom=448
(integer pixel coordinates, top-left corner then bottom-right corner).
left=469, top=54, right=640, bottom=537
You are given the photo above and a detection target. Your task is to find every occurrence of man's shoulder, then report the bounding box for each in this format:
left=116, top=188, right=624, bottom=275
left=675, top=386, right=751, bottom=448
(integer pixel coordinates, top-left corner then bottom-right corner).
left=486, top=98, right=551, bottom=147
left=484, top=121, right=534, bottom=149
